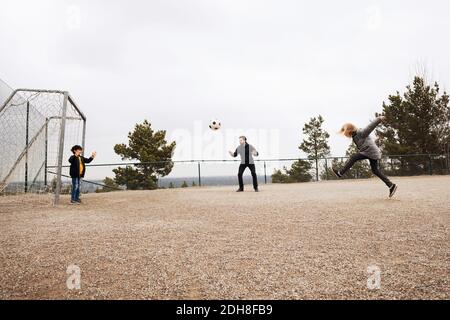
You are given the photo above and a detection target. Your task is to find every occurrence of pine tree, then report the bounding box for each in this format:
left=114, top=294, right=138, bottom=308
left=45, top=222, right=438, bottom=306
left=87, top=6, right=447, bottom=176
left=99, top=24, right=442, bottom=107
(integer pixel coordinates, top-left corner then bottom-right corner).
left=96, top=177, right=120, bottom=193
left=285, top=160, right=313, bottom=182
left=271, top=168, right=291, bottom=183
left=376, top=77, right=450, bottom=175
left=271, top=160, right=312, bottom=183
left=113, top=120, right=176, bottom=190
left=299, top=115, right=331, bottom=181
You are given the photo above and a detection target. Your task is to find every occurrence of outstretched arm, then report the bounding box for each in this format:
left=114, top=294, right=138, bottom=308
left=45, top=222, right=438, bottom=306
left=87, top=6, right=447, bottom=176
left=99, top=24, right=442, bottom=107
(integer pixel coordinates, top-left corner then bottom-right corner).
left=360, top=116, right=384, bottom=138
left=228, top=149, right=238, bottom=157
left=83, top=151, right=97, bottom=163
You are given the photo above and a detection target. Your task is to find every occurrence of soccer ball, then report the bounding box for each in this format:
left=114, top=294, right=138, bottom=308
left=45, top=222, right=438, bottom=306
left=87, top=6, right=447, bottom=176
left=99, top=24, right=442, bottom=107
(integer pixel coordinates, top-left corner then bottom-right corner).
left=209, top=119, right=221, bottom=131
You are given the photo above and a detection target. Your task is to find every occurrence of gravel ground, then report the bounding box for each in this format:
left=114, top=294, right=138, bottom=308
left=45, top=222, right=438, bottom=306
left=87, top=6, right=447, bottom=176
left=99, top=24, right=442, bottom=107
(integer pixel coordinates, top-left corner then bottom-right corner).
left=0, top=176, right=449, bottom=300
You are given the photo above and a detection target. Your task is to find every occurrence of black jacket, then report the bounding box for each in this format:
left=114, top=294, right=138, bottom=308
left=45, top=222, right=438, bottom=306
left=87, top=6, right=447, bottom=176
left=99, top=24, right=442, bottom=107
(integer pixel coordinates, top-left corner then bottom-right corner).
left=68, top=155, right=93, bottom=178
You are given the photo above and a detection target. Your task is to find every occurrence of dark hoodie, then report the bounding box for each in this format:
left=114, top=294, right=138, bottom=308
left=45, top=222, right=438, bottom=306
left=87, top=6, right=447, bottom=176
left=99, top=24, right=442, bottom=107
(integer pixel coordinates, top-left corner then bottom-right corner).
left=68, top=155, right=93, bottom=178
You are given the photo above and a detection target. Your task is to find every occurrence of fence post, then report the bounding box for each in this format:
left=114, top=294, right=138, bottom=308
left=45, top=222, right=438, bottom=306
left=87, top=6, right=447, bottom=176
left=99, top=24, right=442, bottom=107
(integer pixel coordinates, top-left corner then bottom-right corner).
left=197, top=161, right=202, bottom=187
left=447, top=151, right=450, bottom=174
left=54, top=92, right=68, bottom=205
left=429, top=155, right=433, bottom=175
left=44, top=118, right=48, bottom=188
left=264, top=161, right=267, bottom=184
left=444, top=147, right=450, bottom=174
left=24, top=101, right=30, bottom=193
left=81, top=118, right=87, bottom=154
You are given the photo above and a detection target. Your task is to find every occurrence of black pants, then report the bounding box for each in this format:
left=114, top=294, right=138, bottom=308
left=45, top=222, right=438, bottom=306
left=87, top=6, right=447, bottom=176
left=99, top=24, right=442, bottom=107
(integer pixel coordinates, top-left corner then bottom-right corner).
left=238, top=164, right=258, bottom=190
left=340, top=153, right=393, bottom=187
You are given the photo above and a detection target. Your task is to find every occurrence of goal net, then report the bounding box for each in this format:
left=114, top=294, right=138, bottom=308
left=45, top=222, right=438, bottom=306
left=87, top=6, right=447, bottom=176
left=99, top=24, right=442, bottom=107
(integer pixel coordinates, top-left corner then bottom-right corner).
left=0, top=89, right=86, bottom=205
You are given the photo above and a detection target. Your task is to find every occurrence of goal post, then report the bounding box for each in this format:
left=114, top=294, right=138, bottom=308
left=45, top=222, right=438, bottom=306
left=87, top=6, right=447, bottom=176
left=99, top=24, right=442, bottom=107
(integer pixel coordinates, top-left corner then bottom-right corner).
left=0, top=89, right=86, bottom=205
left=54, top=92, right=68, bottom=205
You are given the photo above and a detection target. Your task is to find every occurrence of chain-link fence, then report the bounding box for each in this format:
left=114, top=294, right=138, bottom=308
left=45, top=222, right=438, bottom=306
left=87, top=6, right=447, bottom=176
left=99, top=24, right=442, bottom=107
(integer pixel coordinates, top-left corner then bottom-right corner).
left=0, top=89, right=86, bottom=204
left=1, top=87, right=448, bottom=200
left=51, top=153, right=450, bottom=194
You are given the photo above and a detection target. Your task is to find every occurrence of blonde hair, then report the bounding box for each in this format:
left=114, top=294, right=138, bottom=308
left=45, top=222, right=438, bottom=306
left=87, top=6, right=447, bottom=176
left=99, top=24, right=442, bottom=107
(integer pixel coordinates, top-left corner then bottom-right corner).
left=339, top=123, right=358, bottom=138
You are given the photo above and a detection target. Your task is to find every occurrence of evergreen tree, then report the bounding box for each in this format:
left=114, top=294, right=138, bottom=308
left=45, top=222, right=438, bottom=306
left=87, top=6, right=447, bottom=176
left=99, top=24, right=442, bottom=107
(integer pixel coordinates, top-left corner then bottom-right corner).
left=376, top=77, right=450, bottom=175
left=299, top=115, right=331, bottom=181
left=271, top=168, right=291, bottom=183
left=96, top=177, right=120, bottom=193
left=285, top=160, right=313, bottom=182
left=271, top=160, right=312, bottom=183
left=113, top=120, right=176, bottom=190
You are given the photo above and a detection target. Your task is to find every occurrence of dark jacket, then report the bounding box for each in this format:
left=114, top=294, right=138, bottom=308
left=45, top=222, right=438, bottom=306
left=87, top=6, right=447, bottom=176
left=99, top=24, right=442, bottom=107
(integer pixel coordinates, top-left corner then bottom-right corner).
left=68, top=155, right=93, bottom=178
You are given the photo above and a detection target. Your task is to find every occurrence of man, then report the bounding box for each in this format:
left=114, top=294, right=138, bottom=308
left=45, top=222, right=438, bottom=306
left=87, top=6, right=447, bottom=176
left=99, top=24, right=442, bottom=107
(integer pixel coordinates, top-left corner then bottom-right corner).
left=229, top=136, right=259, bottom=192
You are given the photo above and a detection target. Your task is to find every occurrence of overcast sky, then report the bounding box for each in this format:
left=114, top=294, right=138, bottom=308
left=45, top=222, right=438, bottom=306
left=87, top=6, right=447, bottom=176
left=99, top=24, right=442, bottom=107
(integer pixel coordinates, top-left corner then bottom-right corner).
left=1, top=0, right=450, bottom=167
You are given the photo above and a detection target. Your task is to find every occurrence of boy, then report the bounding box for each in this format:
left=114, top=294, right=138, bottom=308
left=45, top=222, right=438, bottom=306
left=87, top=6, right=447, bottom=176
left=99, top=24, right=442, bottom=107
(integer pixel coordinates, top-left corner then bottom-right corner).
left=332, top=115, right=397, bottom=198
left=69, top=145, right=96, bottom=204
left=229, top=136, right=259, bottom=192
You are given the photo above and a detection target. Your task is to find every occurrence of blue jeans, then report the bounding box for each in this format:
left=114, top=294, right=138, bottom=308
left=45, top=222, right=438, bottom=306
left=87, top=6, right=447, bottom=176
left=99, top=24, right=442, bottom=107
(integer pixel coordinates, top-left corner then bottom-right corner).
left=71, top=177, right=81, bottom=201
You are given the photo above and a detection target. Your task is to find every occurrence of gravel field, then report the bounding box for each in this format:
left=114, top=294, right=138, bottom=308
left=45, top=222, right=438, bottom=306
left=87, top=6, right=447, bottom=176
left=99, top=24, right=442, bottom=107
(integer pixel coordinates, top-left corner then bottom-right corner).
left=0, top=176, right=449, bottom=300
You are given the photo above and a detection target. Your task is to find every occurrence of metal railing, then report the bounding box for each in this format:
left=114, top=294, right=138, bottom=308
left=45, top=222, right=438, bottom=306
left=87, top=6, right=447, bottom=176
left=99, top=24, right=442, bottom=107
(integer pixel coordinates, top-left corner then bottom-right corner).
left=47, top=153, right=450, bottom=191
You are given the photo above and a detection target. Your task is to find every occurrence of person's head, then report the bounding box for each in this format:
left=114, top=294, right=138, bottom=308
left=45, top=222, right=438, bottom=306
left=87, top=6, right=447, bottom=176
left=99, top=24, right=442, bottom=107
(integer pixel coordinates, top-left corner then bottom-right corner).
left=239, top=136, right=247, bottom=145
left=71, top=145, right=83, bottom=156
left=339, top=123, right=358, bottom=138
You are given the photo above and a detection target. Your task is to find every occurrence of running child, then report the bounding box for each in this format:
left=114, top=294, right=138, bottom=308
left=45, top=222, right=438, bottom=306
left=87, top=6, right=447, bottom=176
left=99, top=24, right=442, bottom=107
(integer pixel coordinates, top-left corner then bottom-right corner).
left=69, top=145, right=97, bottom=204
left=332, top=115, right=397, bottom=198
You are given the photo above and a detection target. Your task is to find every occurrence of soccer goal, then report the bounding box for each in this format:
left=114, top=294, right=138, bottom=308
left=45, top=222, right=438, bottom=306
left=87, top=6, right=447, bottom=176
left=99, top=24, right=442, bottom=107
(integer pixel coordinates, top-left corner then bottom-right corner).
left=0, top=89, right=86, bottom=205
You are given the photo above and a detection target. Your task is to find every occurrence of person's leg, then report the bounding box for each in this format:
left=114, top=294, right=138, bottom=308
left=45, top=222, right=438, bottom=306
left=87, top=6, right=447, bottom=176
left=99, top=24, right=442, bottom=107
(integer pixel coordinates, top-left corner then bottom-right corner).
left=249, top=164, right=258, bottom=190
left=237, top=164, right=246, bottom=190
left=71, top=178, right=77, bottom=201
left=339, top=153, right=368, bottom=176
left=369, top=159, right=393, bottom=187
left=76, top=178, right=82, bottom=201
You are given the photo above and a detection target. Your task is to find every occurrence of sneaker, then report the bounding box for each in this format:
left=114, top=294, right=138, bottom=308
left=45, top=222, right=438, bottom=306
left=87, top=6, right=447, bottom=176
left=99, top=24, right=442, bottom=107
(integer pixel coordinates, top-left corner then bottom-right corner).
left=70, top=200, right=80, bottom=205
left=331, top=167, right=342, bottom=178
left=389, top=184, right=397, bottom=198
left=254, top=188, right=259, bottom=192
left=75, top=199, right=82, bottom=203
left=236, top=189, right=244, bottom=192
